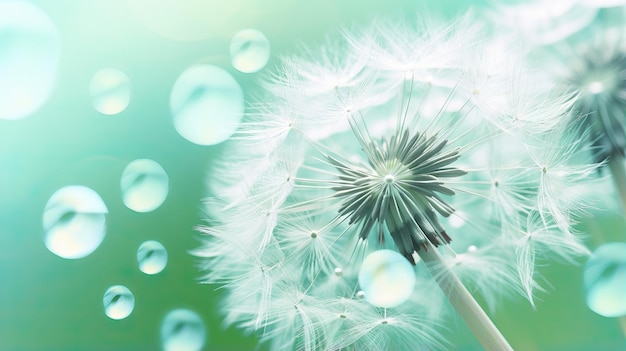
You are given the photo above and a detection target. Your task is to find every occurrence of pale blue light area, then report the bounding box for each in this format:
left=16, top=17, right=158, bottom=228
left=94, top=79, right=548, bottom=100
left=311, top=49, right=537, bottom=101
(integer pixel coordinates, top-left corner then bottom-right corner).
left=137, top=240, right=168, bottom=275
left=127, top=0, right=249, bottom=41
left=161, top=308, right=206, bottom=351
left=170, top=64, right=244, bottom=146
left=0, top=1, right=60, bottom=120
left=42, top=185, right=108, bottom=259
left=103, top=285, right=135, bottom=320
left=121, top=159, right=169, bottom=213
left=90, top=68, right=132, bottom=115
left=230, top=29, right=270, bottom=73
left=584, top=242, right=626, bottom=317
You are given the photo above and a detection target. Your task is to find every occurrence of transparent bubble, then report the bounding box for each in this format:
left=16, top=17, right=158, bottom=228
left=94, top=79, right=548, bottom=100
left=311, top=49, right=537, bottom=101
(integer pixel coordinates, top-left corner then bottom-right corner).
left=43, top=185, right=108, bottom=259
left=584, top=242, right=626, bottom=318
left=121, top=159, right=169, bottom=212
left=170, top=64, right=244, bottom=145
left=230, top=29, right=270, bottom=73
left=137, top=240, right=168, bottom=275
left=161, top=308, right=206, bottom=351
left=103, top=285, right=135, bottom=320
left=90, top=69, right=132, bottom=115
left=0, top=1, right=60, bottom=120
left=358, top=249, right=416, bottom=308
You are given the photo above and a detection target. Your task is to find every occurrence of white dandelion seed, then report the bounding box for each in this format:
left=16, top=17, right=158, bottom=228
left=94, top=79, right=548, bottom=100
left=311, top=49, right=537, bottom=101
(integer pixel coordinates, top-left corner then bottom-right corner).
left=196, top=12, right=593, bottom=351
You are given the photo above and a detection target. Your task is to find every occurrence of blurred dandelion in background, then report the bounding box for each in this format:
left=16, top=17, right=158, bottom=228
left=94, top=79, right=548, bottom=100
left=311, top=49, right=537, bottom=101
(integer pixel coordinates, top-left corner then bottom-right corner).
left=195, top=12, right=598, bottom=350
left=487, top=0, right=626, bottom=335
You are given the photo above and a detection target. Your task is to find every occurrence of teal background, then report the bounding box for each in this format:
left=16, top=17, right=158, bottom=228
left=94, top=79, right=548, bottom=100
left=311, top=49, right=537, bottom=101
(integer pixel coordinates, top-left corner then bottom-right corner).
left=0, top=0, right=624, bottom=350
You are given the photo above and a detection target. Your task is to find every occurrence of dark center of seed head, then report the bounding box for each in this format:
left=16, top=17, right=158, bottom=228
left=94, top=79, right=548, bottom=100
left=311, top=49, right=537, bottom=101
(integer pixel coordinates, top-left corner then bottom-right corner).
left=330, top=129, right=466, bottom=264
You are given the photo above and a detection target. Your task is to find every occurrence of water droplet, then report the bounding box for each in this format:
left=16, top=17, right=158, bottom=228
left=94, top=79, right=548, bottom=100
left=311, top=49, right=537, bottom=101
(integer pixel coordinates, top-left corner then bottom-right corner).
left=0, top=1, right=60, bottom=120
left=90, top=69, right=131, bottom=115
left=584, top=242, right=626, bottom=317
left=230, top=29, right=270, bottom=73
left=137, top=240, right=168, bottom=275
left=43, top=185, right=108, bottom=259
left=170, top=64, right=244, bottom=145
left=161, top=308, right=206, bottom=351
left=121, top=159, right=169, bottom=212
left=103, top=285, right=135, bottom=320
left=358, top=250, right=416, bottom=308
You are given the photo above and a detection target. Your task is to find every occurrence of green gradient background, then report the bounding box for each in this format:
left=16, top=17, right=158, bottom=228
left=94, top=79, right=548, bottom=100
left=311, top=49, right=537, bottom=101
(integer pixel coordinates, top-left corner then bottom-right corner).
left=0, top=0, right=624, bottom=350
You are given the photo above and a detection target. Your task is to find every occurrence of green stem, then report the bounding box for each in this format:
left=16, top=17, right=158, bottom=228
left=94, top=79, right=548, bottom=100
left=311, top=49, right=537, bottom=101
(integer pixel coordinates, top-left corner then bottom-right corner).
left=417, top=245, right=514, bottom=351
left=607, top=157, right=626, bottom=216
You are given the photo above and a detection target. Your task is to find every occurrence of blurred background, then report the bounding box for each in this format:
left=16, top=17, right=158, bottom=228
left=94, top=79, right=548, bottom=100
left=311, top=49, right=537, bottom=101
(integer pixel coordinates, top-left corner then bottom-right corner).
left=0, top=0, right=624, bottom=350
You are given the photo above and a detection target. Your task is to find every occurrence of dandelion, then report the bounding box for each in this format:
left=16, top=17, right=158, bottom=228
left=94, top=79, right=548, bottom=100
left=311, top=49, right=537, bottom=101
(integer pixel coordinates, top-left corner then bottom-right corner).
left=549, top=28, right=626, bottom=211
left=489, top=0, right=626, bottom=331
left=195, top=13, right=593, bottom=350
left=489, top=1, right=626, bottom=209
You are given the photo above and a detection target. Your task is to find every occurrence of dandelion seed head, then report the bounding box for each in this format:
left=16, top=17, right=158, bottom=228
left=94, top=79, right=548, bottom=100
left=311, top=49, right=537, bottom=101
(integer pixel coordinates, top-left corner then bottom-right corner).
left=196, top=11, right=592, bottom=350
left=524, top=24, right=626, bottom=164
left=330, top=128, right=465, bottom=262
left=572, top=50, right=626, bottom=162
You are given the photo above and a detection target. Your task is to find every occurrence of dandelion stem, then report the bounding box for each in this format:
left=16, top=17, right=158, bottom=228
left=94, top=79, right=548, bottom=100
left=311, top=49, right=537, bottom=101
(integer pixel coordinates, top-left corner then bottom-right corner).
left=417, top=244, right=514, bottom=351
left=608, top=157, right=626, bottom=215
